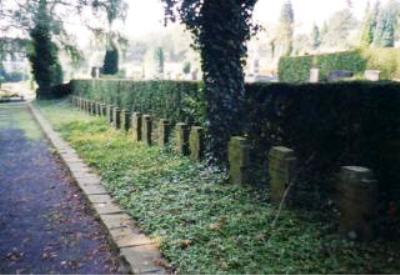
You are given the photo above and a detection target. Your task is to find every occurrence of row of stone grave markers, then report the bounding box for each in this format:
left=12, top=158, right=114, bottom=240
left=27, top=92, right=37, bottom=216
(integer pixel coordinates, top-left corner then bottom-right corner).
left=71, top=96, right=205, bottom=162
left=228, top=136, right=379, bottom=241
left=71, top=95, right=378, bottom=241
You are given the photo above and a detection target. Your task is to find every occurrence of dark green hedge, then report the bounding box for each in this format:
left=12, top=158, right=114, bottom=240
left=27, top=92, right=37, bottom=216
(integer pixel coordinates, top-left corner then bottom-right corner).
left=245, top=82, right=400, bottom=201
left=278, top=48, right=400, bottom=83
left=71, top=79, right=205, bottom=125
left=71, top=79, right=400, bottom=201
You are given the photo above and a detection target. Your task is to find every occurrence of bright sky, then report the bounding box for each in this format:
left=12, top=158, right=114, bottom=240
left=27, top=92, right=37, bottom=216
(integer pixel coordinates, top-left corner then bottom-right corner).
left=125, top=0, right=389, bottom=37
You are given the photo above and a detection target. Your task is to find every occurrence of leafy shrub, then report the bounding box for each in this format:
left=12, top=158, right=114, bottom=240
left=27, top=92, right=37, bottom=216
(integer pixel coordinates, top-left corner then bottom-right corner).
left=278, top=48, right=400, bottom=82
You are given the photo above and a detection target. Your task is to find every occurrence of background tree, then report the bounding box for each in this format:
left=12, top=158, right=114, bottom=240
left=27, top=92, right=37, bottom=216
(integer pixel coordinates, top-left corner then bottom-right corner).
left=98, top=0, right=127, bottom=75
left=277, top=0, right=294, bottom=56
left=373, top=0, right=398, bottom=47
left=183, top=61, right=191, bottom=75
left=102, top=40, right=119, bottom=75
left=311, top=23, right=321, bottom=50
left=360, top=1, right=380, bottom=47
left=154, top=47, right=165, bottom=78
left=162, top=0, right=258, bottom=162
left=322, top=9, right=357, bottom=49
left=0, top=0, right=126, bottom=96
left=28, top=0, right=63, bottom=98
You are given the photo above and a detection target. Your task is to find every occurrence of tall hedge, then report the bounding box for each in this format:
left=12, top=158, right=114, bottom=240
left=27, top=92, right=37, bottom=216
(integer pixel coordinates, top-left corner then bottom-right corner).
left=71, top=79, right=205, bottom=125
left=71, top=79, right=400, bottom=202
left=278, top=48, right=400, bottom=82
left=244, top=82, right=400, bottom=202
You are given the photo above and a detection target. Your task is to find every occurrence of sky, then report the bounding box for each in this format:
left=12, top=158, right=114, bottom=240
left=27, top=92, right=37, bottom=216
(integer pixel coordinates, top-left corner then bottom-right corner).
left=124, top=0, right=389, bottom=37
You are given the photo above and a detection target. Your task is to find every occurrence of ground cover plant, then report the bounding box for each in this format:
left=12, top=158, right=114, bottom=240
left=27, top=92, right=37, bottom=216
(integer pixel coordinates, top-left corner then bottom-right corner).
left=37, top=99, right=400, bottom=274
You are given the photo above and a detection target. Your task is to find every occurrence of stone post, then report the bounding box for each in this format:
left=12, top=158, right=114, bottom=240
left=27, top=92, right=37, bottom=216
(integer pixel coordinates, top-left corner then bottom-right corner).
left=79, top=98, right=84, bottom=111
left=91, top=101, right=96, bottom=116
left=95, top=102, right=100, bottom=116
left=364, top=70, right=381, bottom=81
left=268, top=146, right=297, bottom=204
left=107, top=105, right=114, bottom=125
left=175, top=123, right=189, bottom=155
left=189, top=126, right=204, bottom=161
left=120, top=109, right=131, bottom=131
left=142, top=115, right=153, bottom=146
left=228, top=137, right=251, bottom=185
left=337, top=166, right=377, bottom=240
left=85, top=100, right=90, bottom=113
left=113, top=107, right=121, bottom=129
left=88, top=100, right=93, bottom=114
left=100, top=104, right=107, bottom=117
left=131, top=112, right=142, bottom=142
left=158, top=119, right=171, bottom=148
left=309, top=68, right=320, bottom=83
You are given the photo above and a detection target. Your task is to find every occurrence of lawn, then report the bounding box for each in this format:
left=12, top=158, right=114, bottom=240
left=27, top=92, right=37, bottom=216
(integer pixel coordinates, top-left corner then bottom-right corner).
left=37, top=99, right=400, bottom=274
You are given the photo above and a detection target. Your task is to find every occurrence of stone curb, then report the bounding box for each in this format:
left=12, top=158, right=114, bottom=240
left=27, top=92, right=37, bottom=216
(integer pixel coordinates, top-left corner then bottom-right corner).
left=28, top=103, right=167, bottom=275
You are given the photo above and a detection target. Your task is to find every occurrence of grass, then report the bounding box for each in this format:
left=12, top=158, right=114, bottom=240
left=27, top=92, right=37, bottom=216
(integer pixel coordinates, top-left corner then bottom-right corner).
left=37, top=99, right=400, bottom=274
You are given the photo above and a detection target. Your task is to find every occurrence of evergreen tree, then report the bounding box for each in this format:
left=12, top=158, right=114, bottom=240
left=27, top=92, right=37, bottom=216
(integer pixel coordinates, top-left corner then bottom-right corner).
left=102, top=40, right=119, bottom=75
left=360, top=1, right=380, bottom=47
left=322, top=9, right=357, bottom=48
left=154, top=47, right=165, bottom=77
left=373, top=0, right=398, bottom=47
left=311, top=24, right=321, bottom=50
left=277, top=0, right=295, bottom=56
left=28, top=0, right=63, bottom=99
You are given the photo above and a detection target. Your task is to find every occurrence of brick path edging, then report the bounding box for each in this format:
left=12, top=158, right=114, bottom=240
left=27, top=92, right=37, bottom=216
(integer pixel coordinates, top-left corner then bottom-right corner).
left=28, top=103, right=167, bottom=274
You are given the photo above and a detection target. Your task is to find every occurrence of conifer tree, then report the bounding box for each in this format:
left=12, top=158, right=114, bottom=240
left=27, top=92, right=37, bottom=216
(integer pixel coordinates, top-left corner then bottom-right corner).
left=277, top=0, right=295, bottom=56
left=360, top=1, right=380, bottom=47
left=373, top=0, right=398, bottom=47
left=311, top=24, right=321, bottom=50
left=28, top=0, right=63, bottom=98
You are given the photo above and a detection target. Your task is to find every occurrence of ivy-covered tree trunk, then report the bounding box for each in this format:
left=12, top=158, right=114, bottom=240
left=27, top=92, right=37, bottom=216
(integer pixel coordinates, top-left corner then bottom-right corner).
left=162, top=0, right=257, bottom=162
left=199, top=1, right=253, bottom=162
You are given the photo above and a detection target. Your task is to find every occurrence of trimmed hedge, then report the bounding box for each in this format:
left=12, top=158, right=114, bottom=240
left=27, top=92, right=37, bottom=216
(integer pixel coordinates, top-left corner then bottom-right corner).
left=244, top=82, right=400, bottom=202
left=71, top=79, right=400, bottom=202
left=278, top=48, right=400, bottom=83
left=71, top=79, right=205, bottom=125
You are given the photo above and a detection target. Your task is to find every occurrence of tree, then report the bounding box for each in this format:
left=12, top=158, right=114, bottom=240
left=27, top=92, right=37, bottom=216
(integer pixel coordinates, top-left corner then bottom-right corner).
left=28, top=0, right=63, bottom=98
left=277, top=0, right=294, bottom=56
left=99, top=0, right=127, bottom=75
left=183, top=61, right=191, bottom=74
left=0, top=0, right=126, bottom=96
left=322, top=9, right=357, bottom=49
left=311, top=24, right=321, bottom=50
left=162, top=0, right=258, bottom=162
left=373, top=0, right=398, bottom=47
left=154, top=47, right=165, bottom=77
left=102, top=41, right=119, bottom=75
left=360, top=1, right=380, bottom=47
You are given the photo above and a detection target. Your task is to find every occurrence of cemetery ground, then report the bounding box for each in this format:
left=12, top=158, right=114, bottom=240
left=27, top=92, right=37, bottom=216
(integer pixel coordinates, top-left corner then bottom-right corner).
left=35, top=99, right=400, bottom=274
left=0, top=102, right=121, bottom=273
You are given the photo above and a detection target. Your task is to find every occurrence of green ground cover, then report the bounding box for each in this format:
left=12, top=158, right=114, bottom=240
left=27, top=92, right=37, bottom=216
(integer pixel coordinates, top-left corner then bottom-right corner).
left=37, top=99, right=400, bottom=274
